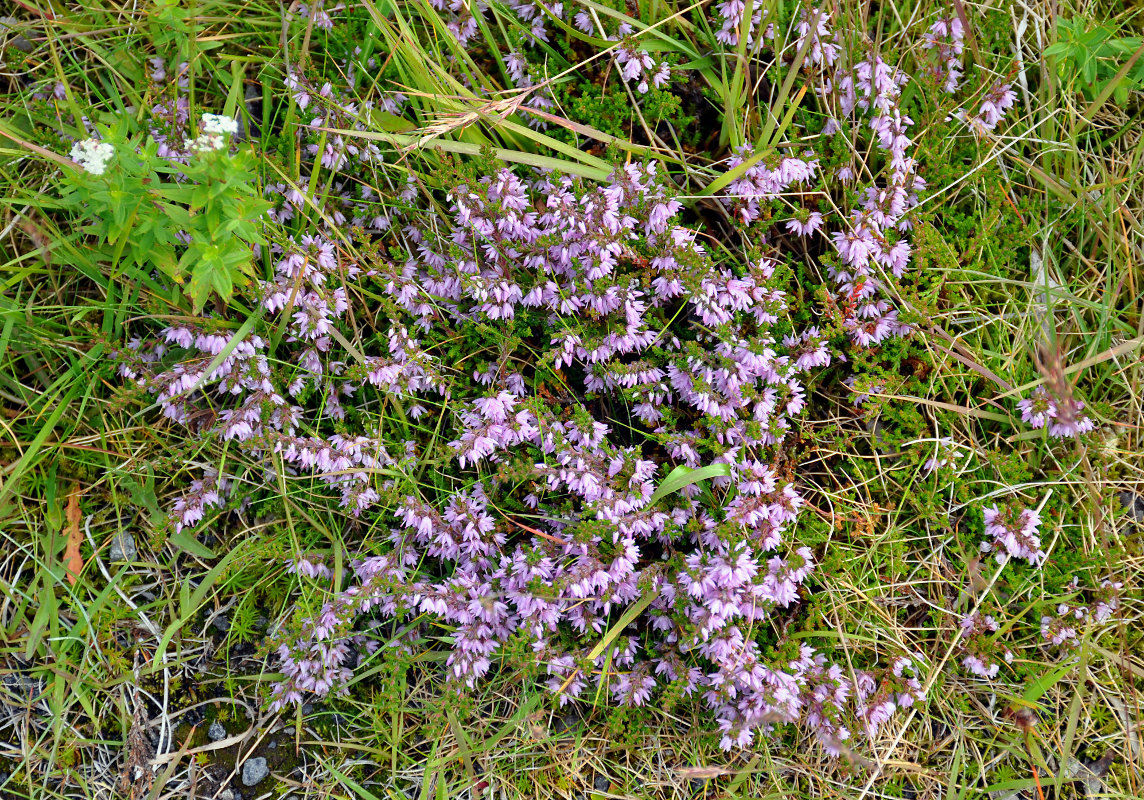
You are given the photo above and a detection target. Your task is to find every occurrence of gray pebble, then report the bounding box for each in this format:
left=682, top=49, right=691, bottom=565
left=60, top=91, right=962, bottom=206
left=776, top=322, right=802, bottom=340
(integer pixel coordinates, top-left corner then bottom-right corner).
left=208, top=720, right=226, bottom=741
left=218, top=791, right=235, bottom=800
left=241, top=757, right=269, bottom=787
left=593, top=774, right=610, bottom=792
left=108, top=532, right=137, bottom=562
left=212, top=615, right=230, bottom=633
left=268, top=739, right=277, bottom=749
left=0, top=17, right=34, bottom=53
left=1077, top=754, right=1114, bottom=798
left=1118, top=490, right=1144, bottom=521
left=552, top=711, right=580, bottom=734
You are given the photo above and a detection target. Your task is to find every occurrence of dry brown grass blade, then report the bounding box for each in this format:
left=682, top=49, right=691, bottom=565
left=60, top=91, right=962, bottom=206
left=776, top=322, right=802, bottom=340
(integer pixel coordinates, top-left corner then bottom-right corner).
left=64, top=483, right=82, bottom=586
left=678, top=766, right=733, bottom=779
left=924, top=326, right=1015, bottom=391
left=4, top=209, right=53, bottom=266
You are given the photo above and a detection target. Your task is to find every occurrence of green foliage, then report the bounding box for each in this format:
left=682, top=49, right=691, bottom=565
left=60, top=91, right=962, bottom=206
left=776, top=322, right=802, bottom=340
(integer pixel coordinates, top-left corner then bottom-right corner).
left=57, top=117, right=270, bottom=311
left=556, top=79, right=689, bottom=142
left=1, top=0, right=1141, bottom=796
left=1046, top=18, right=1144, bottom=104
left=146, top=0, right=201, bottom=62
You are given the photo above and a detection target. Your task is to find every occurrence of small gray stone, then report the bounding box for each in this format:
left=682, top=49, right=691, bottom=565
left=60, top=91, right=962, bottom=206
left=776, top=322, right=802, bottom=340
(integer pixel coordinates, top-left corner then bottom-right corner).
left=593, top=774, right=610, bottom=792
left=1117, top=490, right=1144, bottom=521
left=208, top=720, right=226, bottom=741
left=267, top=739, right=277, bottom=749
left=108, top=532, right=137, bottom=562
left=242, top=757, right=269, bottom=787
left=218, top=791, right=235, bottom=800
left=212, top=615, right=230, bottom=633
left=0, top=17, right=35, bottom=53
left=552, top=711, right=580, bottom=735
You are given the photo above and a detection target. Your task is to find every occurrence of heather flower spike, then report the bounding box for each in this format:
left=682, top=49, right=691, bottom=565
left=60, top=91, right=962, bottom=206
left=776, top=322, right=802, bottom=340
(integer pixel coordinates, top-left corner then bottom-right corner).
left=1018, top=386, right=1094, bottom=439
left=982, top=503, right=1046, bottom=566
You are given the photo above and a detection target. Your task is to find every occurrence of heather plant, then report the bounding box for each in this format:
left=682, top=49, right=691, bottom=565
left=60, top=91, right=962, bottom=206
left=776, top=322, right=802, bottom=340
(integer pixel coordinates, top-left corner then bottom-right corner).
left=2, top=0, right=1142, bottom=798
left=105, top=0, right=1076, bottom=756
left=109, top=0, right=1129, bottom=756
left=121, top=156, right=903, bottom=750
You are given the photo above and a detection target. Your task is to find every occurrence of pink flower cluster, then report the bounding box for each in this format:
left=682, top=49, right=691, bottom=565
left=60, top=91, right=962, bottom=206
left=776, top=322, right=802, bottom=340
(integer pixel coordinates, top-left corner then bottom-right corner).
left=981, top=503, right=1046, bottom=566
left=1018, top=386, right=1095, bottom=438
left=924, top=436, right=966, bottom=473
left=722, top=9, right=1021, bottom=353
left=282, top=71, right=384, bottom=174
left=958, top=611, right=1010, bottom=679
left=117, top=144, right=922, bottom=750
left=721, top=11, right=921, bottom=349
left=955, top=554, right=1125, bottom=679
left=968, top=82, right=1018, bottom=133
left=920, top=16, right=965, bottom=92
left=712, top=0, right=769, bottom=48
left=293, top=0, right=340, bottom=31
left=615, top=44, right=671, bottom=94
left=503, top=51, right=556, bottom=126
left=108, top=3, right=1056, bottom=757
left=170, top=471, right=228, bottom=533
left=1041, top=578, right=1124, bottom=647
left=428, top=0, right=561, bottom=47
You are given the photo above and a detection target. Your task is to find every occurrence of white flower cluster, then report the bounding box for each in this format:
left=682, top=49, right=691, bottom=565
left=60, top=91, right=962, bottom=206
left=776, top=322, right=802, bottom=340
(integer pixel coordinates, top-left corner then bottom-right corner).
left=186, top=113, right=239, bottom=152
left=69, top=138, right=115, bottom=176
left=201, top=113, right=239, bottom=135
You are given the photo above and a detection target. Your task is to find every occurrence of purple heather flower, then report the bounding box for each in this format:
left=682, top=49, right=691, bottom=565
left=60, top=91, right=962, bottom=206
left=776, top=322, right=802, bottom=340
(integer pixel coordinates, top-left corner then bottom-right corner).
left=968, top=82, right=1017, bottom=132
left=112, top=31, right=1006, bottom=752
left=958, top=612, right=1005, bottom=678
left=1018, top=386, right=1094, bottom=438
left=982, top=503, right=1046, bottom=566
left=921, top=16, right=965, bottom=92
left=924, top=437, right=966, bottom=473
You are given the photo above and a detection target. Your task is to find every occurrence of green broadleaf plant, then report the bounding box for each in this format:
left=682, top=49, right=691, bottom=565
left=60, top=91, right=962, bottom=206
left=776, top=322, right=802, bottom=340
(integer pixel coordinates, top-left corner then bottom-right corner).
left=1045, top=18, right=1144, bottom=106
left=58, top=115, right=270, bottom=311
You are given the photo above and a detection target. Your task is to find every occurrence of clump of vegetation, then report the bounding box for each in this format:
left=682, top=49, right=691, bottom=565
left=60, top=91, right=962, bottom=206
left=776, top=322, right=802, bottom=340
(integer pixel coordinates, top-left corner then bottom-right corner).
left=0, top=0, right=1140, bottom=798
